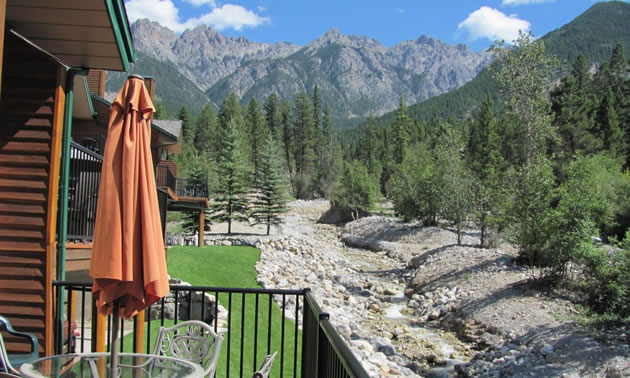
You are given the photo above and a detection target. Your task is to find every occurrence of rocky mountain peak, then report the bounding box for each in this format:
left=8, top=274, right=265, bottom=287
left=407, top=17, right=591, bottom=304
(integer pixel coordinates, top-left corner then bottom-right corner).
left=128, top=19, right=491, bottom=119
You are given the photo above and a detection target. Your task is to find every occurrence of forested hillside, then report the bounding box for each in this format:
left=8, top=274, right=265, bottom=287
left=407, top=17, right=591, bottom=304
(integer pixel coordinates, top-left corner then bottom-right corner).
left=388, top=0, right=630, bottom=125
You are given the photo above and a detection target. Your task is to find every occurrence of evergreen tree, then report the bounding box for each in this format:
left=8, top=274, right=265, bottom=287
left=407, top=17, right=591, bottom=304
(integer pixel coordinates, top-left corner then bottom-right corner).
left=391, top=96, right=411, bottom=164
left=312, top=101, right=341, bottom=198
left=154, top=99, right=169, bottom=120
left=194, top=105, right=216, bottom=155
left=279, top=99, right=294, bottom=188
left=264, top=93, right=280, bottom=140
left=215, top=93, right=244, bottom=160
left=551, top=75, right=600, bottom=179
left=571, top=54, right=590, bottom=90
left=597, top=88, right=626, bottom=159
left=181, top=162, right=211, bottom=234
left=292, top=92, right=316, bottom=198
left=245, top=98, right=269, bottom=183
left=467, top=96, right=506, bottom=247
left=251, top=135, right=289, bottom=235
left=210, top=121, right=250, bottom=234
left=178, top=106, right=194, bottom=146
left=357, top=114, right=380, bottom=174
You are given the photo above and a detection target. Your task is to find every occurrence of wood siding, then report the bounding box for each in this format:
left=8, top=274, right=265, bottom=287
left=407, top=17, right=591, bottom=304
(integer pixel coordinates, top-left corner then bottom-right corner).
left=0, top=32, right=60, bottom=355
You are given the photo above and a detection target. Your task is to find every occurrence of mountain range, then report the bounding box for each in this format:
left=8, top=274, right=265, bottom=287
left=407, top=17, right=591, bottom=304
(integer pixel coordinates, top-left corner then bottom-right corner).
left=107, top=1, right=630, bottom=128
left=107, top=19, right=491, bottom=123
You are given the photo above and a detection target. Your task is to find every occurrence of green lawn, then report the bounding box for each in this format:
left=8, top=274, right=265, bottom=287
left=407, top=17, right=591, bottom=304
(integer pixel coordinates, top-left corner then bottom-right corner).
left=123, top=245, right=302, bottom=377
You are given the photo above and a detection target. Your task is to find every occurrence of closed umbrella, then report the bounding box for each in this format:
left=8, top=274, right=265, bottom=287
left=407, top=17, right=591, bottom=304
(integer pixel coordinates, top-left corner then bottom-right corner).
left=89, top=74, right=169, bottom=377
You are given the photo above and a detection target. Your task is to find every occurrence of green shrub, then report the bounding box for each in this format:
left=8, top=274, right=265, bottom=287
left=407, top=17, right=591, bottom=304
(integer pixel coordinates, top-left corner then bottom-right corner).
left=581, top=232, right=630, bottom=317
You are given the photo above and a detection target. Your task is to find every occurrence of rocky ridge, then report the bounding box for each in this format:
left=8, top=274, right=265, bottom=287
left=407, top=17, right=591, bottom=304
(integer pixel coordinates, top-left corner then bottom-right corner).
left=128, top=21, right=491, bottom=119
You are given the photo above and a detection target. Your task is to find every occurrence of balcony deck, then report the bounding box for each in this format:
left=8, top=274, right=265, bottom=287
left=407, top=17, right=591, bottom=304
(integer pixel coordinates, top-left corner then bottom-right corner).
left=53, top=281, right=369, bottom=378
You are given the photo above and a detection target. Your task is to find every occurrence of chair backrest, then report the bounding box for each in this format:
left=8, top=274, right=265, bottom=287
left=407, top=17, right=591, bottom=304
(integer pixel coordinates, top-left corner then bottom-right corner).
left=152, top=320, right=223, bottom=377
left=252, top=352, right=277, bottom=378
left=0, top=333, right=18, bottom=375
left=0, top=315, right=39, bottom=370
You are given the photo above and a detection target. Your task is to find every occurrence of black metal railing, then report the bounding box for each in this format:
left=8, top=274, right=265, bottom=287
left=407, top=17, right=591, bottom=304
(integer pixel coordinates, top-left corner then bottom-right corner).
left=72, top=133, right=107, bottom=155
left=53, top=281, right=369, bottom=378
left=156, top=165, right=177, bottom=193
left=67, top=142, right=102, bottom=241
left=176, top=178, right=208, bottom=198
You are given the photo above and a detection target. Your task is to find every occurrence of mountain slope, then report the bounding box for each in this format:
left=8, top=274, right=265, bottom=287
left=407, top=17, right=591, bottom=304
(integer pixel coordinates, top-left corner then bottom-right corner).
left=206, top=29, right=491, bottom=120
left=122, top=22, right=491, bottom=124
left=106, top=51, right=214, bottom=117
left=394, top=1, right=630, bottom=124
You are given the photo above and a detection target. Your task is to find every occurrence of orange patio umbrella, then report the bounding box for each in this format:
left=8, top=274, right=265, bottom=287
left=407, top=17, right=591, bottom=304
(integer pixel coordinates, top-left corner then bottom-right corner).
left=89, top=75, right=169, bottom=374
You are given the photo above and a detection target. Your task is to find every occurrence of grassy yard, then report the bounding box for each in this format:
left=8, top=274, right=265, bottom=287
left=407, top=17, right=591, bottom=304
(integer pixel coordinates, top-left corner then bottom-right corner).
left=123, top=245, right=301, bottom=377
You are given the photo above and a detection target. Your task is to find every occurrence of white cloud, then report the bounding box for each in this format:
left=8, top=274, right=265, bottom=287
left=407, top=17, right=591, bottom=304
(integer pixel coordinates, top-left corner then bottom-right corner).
left=125, top=0, right=269, bottom=32
left=189, top=4, right=270, bottom=31
left=502, top=0, right=555, bottom=5
left=394, top=8, right=405, bottom=14
left=183, top=0, right=217, bottom=7
left=125, top=0, right=183, bottom=31
left=457, top=6, right=530, bottom=43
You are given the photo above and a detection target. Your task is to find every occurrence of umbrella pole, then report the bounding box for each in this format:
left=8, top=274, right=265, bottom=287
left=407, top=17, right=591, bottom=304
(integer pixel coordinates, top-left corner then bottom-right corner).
left=110, top=300, right=120, bottom=378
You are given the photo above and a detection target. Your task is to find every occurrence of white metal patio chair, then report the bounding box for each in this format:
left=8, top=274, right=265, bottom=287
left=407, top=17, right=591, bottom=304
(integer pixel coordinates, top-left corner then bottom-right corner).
left=0, top=333, right=19, bottom=376
left=152, top=320, right=224, bottom=377
left=252, top=351, right=277, bottom=378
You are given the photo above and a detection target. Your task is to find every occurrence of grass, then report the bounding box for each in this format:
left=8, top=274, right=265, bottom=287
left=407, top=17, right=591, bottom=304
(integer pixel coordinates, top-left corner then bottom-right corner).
left=122, top=245, right=302, bottom=377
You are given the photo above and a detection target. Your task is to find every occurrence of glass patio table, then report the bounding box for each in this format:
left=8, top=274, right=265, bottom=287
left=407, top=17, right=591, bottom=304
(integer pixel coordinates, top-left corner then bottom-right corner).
left=20, top=352, right=204, bottom=378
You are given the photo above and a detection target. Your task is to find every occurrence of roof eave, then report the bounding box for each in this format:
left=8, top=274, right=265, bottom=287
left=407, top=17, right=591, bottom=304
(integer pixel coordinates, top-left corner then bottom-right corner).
left=104, top=0, right=136, bottom=71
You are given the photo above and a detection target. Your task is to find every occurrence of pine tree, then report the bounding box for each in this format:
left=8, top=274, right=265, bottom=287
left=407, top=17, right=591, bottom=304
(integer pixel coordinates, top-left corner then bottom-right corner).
left=154, top=99, right=169, bottom=120
left=467, top=96, right=505, bottom=247
left=210, top=121, right=250, bottom=235
left=292, top=92, right=315, bottom=198
left=178, top=106, right=194, bottom=146
left=251, top=135, right=289, bottom=235
left=551, top=75, right=600, bottom=179
left=392, top=96, right=411, bottom=164
left=571, top=54, right=590, bottom=90
left=245, top=98, right=269, bottom=183
left=597, top=89, right=626, bottom=159
left=194, top=105, right=216, bottom=155
left=312, top=101, right=341, bottom=198
left=215, top=93, right=244, bottom=160
left=264, top=93, right=280, bottom=140
left=357, top=114, right=379, bottom=174
left=279, top=99, right=294, bottom=187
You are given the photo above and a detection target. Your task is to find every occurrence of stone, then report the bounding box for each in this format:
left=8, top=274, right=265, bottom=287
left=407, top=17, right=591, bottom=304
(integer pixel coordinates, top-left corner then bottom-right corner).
left=379, top=344, right=396, bottom=356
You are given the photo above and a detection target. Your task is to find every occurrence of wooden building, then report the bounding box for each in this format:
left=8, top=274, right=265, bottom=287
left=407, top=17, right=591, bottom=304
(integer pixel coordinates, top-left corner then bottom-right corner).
left=0, top=0, right=135, bottom=356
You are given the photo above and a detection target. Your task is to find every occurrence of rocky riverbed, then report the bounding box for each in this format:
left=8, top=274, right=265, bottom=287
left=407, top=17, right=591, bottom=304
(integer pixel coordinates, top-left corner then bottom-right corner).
left=204, top=200, right=630, bottom=377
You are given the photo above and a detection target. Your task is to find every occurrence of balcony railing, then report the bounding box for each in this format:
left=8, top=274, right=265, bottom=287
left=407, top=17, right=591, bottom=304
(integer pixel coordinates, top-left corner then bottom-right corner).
left=53, top=281, right=369, bottom=378
left=67, top=142, right=103, bottom=241
left=156, top=165, right=177, bottom=193
left=176, top=178, right=208, bottom=198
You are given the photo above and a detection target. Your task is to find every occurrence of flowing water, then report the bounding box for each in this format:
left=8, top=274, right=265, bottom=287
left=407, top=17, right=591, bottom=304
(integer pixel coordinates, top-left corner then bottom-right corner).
left=341, top=244, right=465, bottom=375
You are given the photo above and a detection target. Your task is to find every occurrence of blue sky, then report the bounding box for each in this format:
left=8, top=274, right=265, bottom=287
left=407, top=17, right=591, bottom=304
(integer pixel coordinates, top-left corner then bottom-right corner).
left=124, top=0, right=625, bottom=51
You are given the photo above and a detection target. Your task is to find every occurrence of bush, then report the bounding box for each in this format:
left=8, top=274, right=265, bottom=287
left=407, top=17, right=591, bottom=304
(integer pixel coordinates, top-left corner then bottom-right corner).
left=331, top=160, right=378, bottom=218
left=387, top=143, right=441, bottom=225
left=581, top=232, right=630, bottom=317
